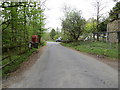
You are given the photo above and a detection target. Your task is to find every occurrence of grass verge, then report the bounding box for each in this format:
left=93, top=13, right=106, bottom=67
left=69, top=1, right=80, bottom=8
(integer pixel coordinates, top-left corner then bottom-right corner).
left=61, top=41, right=118, bottom=59
left=46, top=40, right=55, bottom=42
left=1, top=48, right=37, bottom=77
left=1, top=41, right=47, bottom=78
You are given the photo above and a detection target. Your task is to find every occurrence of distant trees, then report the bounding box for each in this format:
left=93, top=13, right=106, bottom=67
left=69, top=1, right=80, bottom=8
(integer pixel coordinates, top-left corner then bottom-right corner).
left=49, top=28, right=62, bottom=40
left=54, top=34, right=60, bottom=40
left=84, top=17, right=108, bottom=37
left=85, top=18, right=97, bottom=33
left=50, top=29, right=56, bottom=40
left=61, top=8, right=86, bottom=41
left=42, top=32, right=51, bottom=41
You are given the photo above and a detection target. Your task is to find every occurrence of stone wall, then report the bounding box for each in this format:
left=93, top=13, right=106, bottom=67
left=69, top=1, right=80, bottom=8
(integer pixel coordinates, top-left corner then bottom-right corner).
left=107, top=19, right=120, bottom=43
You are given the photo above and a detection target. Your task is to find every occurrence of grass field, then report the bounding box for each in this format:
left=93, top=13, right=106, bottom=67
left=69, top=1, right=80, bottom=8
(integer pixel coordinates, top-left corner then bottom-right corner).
left=61, top=41, right=118, bottom=59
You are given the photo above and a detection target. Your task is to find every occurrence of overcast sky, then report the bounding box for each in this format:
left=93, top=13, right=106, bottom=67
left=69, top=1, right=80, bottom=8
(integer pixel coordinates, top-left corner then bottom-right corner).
left=44, top=0, right=117, bottom=31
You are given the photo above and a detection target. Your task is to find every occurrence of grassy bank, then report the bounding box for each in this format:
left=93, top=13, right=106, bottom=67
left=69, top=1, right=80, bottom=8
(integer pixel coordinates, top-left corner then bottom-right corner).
left=46, top=40, right=55, bottom=42
left=61, top=41, right=118, bottom=59
left=0, top=48, right=37, bottom=77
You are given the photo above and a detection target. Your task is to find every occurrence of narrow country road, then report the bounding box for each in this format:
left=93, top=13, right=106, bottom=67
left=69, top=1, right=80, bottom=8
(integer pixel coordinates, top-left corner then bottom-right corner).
left=9, top=42, right=118, bottom=88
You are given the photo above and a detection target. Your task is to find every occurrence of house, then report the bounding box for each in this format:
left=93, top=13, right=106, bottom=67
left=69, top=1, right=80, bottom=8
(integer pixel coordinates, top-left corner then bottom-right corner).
left=107, top=19, right=120, bottom=43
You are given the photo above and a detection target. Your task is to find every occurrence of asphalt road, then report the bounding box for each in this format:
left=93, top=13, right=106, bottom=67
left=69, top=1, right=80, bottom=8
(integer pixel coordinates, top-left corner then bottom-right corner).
left=9, top=42, right=118, bottom=88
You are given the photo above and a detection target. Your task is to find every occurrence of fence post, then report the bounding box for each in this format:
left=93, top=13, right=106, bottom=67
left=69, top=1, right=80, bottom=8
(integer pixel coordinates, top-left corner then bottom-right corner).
left=118, top=31, right=120, bottom=89
left=97, top=33, right=99, bottom=41
left=93, top=33, right=95, bottom=41
left=118, top=31, right=120, bottom=60
left=102, top=33, right=105, bottom=42
left=108, top=32, right=112, bottom=49
left=107, top=32, right=109, bottom=43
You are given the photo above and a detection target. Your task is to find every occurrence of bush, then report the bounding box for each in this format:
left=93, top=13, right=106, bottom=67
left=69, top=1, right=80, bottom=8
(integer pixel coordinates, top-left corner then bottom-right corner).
left=40, top=41, right=46, bottom=46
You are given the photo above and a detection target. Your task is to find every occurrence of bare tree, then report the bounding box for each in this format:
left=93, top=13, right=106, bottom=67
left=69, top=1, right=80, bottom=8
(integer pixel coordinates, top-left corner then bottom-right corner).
left=113, top=0, right=119, bottom=2
left=92, top=0, right=106, bottom=32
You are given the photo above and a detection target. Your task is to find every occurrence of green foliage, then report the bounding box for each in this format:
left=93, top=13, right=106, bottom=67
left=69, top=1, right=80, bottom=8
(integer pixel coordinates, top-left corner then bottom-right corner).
left=42, top=32, right=51, bottom=41
left=85, top=17, right=108, bottom=33
left=109, top=1, right=120, bottom=21
left=85, top=18, right=97, bottom=33
left=1, top=1, right=46, bottom=77
left=2, top=48, right=37, bottom=77
left=61, top=8, right=86, bottom=40
left=61, top=41, right=118, bottom=59
left=54, top=34, right=60, bottom=40
left=98, top=21, right=107, bottom=32
left=40, top=40, right=46, bottom=46
left=1, top=2, right=46, bottom=47
left=50, top=29, right=56, bottom=40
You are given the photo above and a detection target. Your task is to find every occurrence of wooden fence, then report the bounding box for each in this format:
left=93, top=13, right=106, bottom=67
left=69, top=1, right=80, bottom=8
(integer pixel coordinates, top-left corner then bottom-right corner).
left=92, top=31, right=120, bottom=43
left=0, top=43, right=30, bottom=70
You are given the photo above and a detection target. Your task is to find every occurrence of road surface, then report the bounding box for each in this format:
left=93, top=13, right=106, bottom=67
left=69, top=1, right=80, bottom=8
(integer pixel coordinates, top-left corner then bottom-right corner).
left=9, top=42, right=118, bottom=88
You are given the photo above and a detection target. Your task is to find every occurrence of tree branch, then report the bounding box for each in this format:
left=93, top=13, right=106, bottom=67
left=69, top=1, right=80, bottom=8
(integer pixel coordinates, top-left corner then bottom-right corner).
left=2, top=22, right=10, bottom=31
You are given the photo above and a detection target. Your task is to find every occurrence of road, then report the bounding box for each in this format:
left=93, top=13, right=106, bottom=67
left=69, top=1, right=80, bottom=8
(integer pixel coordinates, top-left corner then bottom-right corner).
left=9, top=42, right=118, bottom=88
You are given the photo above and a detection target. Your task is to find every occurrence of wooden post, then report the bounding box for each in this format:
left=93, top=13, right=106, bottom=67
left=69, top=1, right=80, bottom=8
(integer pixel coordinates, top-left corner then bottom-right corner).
left=97, top=33, right=99, bottom=41
left=103, top=33, right=106, bottom=42
left=93, top=33, right=95, bottom=41
left=107, top=32, right=109, bottom=43
left=117, top=31, right=120, bottom=89
left=117, top=31, right=120, bottom=60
